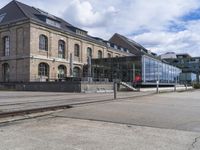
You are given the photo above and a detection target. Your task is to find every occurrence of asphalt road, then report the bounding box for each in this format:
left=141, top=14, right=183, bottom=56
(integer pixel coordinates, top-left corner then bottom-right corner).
left=53, top=90, right=200, bottom=132
left=0, top=90, right=200, bottom=150
left=0, top=116, right=199, bottom=150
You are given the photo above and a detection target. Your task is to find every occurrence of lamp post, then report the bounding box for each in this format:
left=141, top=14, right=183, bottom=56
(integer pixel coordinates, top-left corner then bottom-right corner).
left=174, top=76, right=177, bottom=92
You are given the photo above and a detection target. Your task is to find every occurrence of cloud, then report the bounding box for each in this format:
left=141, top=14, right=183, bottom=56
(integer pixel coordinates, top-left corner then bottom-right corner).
left=63, top=0, right=117, bottom=27
left=132, top=21, right=200, bottom=56
left=1, top=0, right=200, bottom=56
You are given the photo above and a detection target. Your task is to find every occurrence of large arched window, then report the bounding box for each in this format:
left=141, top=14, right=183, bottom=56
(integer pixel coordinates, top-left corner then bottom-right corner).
left=74, top=44, right=80, bottom=57
left=98, top=50, right=103, bottom=58
left=3, top=36, right=10, bottom=56
left=58, top=65, right=67, bottom=79
left=58, top=40, right=65, bottom=58
left=87, top=47, right=92, bottom=58
left=39, top=35, right=48, bottom=51
left=73, top=67, right=81, bottom=78
left=38, top=63, right=49, bottom=77
left=2, top=63, right=10, bottom=82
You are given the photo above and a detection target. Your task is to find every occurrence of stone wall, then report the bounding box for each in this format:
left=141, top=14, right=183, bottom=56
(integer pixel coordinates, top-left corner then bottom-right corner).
left=0, top=22, right=30, bottom=82
left=0, top=81, right=81, bottom=92
left=0, top=20, right=129, bottom=82
left=0, top=82, right=114, bottom=93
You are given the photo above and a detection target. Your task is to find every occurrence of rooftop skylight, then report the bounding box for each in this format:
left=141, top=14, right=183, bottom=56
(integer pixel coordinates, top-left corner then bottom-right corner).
left=46, top=18, right=61, bottom=28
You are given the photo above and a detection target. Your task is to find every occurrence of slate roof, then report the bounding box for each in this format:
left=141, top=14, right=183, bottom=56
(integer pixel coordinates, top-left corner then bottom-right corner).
left=0, top=0, right=27, bottom=24
left=0, top=0, right=110, bottom=47
left=109, top=33, right=157, bottom=57
left=0, top=1, right=85, bottom=32
left=0, top=1, right=131, bottom=55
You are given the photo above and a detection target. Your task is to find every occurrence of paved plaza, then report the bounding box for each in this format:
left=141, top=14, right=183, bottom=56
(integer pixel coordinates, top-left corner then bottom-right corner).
left=0, top=89, right=200, bottom=150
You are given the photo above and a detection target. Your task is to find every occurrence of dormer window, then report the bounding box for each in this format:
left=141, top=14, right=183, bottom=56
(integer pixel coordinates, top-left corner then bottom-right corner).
left=76, top=29, right=87, bottom=36
left=46, top=18, right=61, bottom=28
left=107, top=43, right=111, bottom=47
left=0, top=13, right=6, bottom=23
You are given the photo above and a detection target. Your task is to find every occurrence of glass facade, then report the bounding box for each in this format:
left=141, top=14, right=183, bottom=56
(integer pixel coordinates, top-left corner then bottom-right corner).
left=91, top=55, right=181, bottom=85
left=142, top=56, right=181, bottom=84
left=91, top=56, right=141, bottom=82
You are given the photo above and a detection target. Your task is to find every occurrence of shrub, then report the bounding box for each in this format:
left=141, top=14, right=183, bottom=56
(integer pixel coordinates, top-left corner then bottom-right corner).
left=193, top=83, right=200, bottom=89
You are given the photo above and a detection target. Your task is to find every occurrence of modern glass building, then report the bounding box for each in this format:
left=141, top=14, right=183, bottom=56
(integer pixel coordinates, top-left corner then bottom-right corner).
left=91, top=55, right=182, bottom=85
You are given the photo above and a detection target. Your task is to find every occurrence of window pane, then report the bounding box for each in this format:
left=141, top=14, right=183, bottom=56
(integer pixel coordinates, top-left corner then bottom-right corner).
left=4, top=36, right=10, bottom=56
left=39, top=35, right=48, bottom=51
left=58, top=40, right=65, bottom=58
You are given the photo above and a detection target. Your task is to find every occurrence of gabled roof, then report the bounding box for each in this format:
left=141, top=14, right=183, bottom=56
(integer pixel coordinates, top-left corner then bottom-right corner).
left=109, top=33, right=157, bottom=57
left=0, top=0, right=27, bottom=24
left=0, top=1, right=114, bottom=47
left=0, top=0, right=85, bottom=33
left=0, top=1, right=131, bottom=55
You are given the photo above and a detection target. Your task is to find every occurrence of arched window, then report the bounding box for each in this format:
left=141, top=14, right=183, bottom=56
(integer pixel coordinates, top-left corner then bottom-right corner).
left=108, top=53, right=111, bottom=58
left=39, top=35, right=48, bottom=51
left=3, top=36, right=10, bottom=56
left=2, top=63, right=10, bottom=82
left=58, top=65, right=67, bottom=79
left=58, top=40, right=65, bottom=58
left=74, top=44, right=80, bottom=57
left=87, top=47, right=92, bottom=58
left=98, top=50, right=103, bottom=58
left=38, top=63, right=49, bottom=77
left=73, top=67, right=81, bottom=78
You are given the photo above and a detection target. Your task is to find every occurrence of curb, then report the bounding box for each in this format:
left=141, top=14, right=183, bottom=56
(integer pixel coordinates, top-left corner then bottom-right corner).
left=0, top=105, right=72, bottom=118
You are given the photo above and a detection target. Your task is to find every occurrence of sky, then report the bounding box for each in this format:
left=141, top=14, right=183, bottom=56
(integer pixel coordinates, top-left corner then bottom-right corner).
left=1, top=0, right=200, bottom=56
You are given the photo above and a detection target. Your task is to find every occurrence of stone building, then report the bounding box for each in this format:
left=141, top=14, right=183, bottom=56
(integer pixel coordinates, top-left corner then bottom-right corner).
left=0, top=0, right=130, bottom=82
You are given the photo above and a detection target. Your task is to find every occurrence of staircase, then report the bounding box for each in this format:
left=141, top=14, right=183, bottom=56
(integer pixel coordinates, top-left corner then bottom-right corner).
left=120, top=82, right=138, bottom=91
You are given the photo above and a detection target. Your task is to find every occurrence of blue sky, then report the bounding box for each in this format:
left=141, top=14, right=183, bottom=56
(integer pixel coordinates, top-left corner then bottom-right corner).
left=1, top=0, right=200, bottom=56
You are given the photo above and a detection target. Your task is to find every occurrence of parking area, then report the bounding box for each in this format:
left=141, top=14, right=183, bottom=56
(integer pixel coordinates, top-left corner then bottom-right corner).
left=53, top=90, right=200, bottom=132
left=0, top=89, right=200, bottom=150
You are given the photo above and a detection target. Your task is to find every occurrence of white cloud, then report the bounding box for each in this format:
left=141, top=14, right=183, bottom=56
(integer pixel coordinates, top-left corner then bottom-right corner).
left=63, top=0, right=117, bottom=27
left=1, top=0, right=200, bottom=56
left=132, top=22, right=200, bottom=56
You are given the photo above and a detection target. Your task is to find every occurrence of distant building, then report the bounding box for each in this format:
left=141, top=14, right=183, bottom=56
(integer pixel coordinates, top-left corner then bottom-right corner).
left=160, top=52, right=200, bottom=84
left=109, top=33, right=157, bottom=57
left=160, top=52, right=177, bottom=59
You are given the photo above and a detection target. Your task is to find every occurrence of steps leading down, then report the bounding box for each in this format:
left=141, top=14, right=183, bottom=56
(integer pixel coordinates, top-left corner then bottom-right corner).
left=120, top=82, right=138, bottom=91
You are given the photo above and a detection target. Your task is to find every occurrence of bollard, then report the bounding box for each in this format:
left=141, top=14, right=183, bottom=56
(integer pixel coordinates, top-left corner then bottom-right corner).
left=174, top=78, right=177, bottom=92
left=156, top=80, right=159, bottom=94
left=174, top=84, right=176, bottom=92
left=113, top=82, right=117, bottom=99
